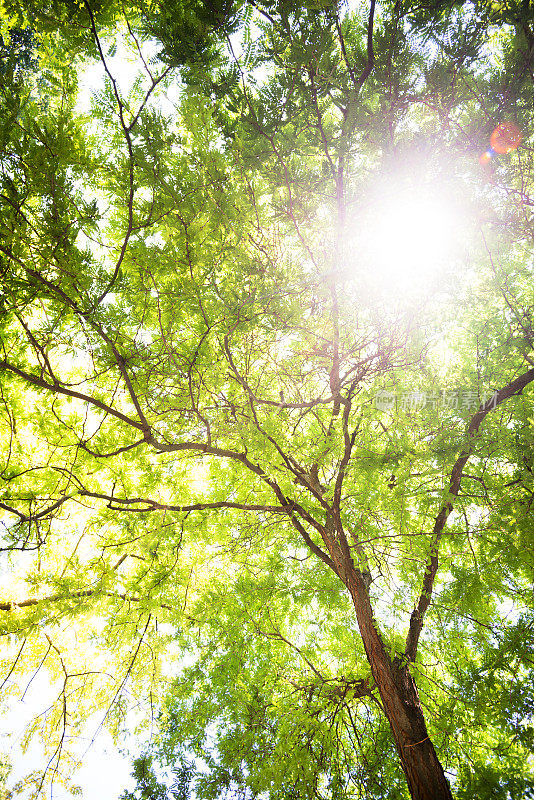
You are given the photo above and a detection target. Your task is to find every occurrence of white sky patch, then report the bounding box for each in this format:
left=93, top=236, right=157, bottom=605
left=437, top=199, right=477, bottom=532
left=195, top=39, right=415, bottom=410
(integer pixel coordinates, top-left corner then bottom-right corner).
left=355, top=188, right=467, bottom=295
left=428, top=333, right=462, bottom=381
left=78, top=35, right=155, bottom=114
left=76, top=29, right=181, bottom=122
left=0, top=669, right=135, bottom=800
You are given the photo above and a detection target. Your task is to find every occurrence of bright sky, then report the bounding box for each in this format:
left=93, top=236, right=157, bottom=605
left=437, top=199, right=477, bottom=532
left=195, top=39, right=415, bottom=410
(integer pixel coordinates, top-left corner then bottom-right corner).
left=0, top=671, right=135, bottom=799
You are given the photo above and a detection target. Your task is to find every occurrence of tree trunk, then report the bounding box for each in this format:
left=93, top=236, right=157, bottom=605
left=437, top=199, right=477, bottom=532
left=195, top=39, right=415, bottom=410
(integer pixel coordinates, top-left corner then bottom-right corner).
left=339, top=558, right=454, bottom=799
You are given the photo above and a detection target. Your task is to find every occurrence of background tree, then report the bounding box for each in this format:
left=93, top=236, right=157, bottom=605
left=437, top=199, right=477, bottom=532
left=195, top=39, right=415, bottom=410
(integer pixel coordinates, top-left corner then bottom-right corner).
left=0, top=1, right=533, bottom=798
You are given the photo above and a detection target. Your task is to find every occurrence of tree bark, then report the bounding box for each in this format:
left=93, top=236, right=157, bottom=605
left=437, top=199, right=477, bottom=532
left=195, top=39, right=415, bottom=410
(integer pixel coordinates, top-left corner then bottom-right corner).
left=327, top=539, right=453, bottom=800
left=347, top=570, right=453, bottom=800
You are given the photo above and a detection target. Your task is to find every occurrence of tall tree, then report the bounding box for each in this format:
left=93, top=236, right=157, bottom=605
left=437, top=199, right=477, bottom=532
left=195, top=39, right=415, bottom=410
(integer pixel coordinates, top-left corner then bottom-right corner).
left=1, top=1, right=533, bottom=798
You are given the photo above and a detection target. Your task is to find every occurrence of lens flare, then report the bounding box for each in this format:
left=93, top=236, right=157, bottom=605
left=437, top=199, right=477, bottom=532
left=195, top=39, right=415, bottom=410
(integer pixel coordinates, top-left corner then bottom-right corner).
left=490, top=121, right=522, bottom=154
left=480, top=121, right=522, bottom=166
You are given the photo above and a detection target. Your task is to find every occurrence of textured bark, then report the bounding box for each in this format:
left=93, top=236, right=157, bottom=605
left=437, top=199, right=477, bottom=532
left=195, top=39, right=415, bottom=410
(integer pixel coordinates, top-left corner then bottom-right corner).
left=346, top=570, right=454, bottom=800
left=325, top=538, right=453, bottom=800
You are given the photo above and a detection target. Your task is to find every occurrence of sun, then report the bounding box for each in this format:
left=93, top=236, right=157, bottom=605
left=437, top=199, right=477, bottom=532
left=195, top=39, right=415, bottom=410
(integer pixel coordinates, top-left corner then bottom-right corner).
left=372, top=193, right=457, bottom=286
left=349, top=174, right=469, bottom=298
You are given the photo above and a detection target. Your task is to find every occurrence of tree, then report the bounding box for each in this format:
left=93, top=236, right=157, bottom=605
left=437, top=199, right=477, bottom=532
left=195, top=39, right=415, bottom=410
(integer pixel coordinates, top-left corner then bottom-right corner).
left=0, top=1, right=533, bottom=798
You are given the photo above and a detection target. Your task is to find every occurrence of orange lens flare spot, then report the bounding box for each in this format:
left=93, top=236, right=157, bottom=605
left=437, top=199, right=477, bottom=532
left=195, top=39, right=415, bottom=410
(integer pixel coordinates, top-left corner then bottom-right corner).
left=490, top=121, right=522, bottom=154
left=479, top=151, right=492, bottom=166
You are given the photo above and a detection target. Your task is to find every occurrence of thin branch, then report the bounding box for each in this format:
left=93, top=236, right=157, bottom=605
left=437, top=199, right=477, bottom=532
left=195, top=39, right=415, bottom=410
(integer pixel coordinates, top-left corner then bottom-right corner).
left=0, top=638, right=26, bottom=691
left=0, top=588, right=171, bottom=613
left=360, top=0, right=376, bottom=91
left=405, top=367, right=534, bottom=662
left=0, top=358, right=146, bottom=431
left=80, top=490, right=289, bottom=515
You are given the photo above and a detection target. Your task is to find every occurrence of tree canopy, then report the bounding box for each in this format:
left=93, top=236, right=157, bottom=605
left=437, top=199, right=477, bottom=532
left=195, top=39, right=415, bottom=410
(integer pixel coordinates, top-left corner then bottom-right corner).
left=1, top=1, right=534, bottom=798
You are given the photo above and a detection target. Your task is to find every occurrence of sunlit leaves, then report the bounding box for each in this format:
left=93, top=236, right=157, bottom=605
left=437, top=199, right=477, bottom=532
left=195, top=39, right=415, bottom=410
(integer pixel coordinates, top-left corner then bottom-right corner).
left=1, top=0, right=534, bottom=798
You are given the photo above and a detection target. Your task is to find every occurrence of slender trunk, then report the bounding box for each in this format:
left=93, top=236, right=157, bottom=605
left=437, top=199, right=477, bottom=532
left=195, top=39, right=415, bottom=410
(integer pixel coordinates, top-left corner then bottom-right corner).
left=344, top=569, right=453, bottom=799
left=325, top=537, right=453, bottom=800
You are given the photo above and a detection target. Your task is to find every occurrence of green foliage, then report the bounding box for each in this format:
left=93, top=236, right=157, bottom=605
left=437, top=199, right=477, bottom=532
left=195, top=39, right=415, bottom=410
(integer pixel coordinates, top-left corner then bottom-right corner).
left=0, top=26, right=37, bottom=84
left=143, top=0, right=242, bottom=69
left=0, top=1, right=533, bottom=798
left=0, top=753, right=12, bottom=800
left=120, top=755, right=191, bottom=800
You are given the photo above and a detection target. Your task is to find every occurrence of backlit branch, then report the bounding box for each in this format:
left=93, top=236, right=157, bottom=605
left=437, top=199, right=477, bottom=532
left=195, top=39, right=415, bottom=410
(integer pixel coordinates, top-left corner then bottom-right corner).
left=405, top=366, right=534, bottom=662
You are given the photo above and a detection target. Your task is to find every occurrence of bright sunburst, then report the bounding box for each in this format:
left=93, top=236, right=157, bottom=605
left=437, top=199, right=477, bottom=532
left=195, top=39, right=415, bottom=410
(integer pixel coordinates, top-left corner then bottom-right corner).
left=350, top=174, right=469, bottom=298
left=372, top=194, right=456, bottom=284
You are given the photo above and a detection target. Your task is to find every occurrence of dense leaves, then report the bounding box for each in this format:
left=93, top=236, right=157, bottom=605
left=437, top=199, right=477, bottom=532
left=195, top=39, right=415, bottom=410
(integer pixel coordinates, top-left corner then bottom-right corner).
left=0, top=0, right=533, bottom=798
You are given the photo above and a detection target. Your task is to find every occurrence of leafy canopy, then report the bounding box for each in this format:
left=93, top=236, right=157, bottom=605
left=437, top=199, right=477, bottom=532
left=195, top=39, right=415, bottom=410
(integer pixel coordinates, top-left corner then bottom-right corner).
left=0, top=0, right=533, bottom=798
